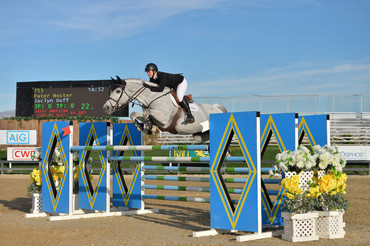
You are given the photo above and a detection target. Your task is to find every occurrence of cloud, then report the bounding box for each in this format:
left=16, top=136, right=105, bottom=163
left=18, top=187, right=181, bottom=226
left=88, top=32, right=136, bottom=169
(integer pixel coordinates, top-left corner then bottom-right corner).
left=0, top=0, right=228, bottom=42
left=191, top=63, right=370, bottom=96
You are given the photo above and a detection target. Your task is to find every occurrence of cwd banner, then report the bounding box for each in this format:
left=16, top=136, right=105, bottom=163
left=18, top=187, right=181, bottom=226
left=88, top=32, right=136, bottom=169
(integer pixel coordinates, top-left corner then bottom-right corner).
left=7, top=147, right=38, bottom=161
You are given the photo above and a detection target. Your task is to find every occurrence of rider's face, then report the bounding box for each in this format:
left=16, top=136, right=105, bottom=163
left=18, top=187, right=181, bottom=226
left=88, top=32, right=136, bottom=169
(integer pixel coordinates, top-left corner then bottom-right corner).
left=147, top=70, right=155, bottom=79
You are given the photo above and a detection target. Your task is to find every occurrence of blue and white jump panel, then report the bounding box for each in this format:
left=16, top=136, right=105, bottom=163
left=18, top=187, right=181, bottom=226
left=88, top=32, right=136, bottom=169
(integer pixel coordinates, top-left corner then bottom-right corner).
left=112, top=123, right=142, bottom=209
left=78, top=122, right=109, bottom=211
left=210, top=111, right=261, bottom=232
left=260, top=113, right=297, bottom=226
left=42, top=121, right=73, bottom=214
left=299, top=115, right=330, bottom=147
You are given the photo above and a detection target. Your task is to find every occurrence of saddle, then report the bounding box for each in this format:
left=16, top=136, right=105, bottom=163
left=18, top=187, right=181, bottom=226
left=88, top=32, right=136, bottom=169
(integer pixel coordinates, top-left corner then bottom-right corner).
left=158, top=91, right=193, bottom=134
left=171, top=91, right=193, bottom=106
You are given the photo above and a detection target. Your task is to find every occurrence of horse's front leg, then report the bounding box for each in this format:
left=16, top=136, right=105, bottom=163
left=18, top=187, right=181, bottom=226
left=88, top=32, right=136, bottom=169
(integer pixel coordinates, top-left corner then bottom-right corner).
left=130, top=112, right=145, bottom=132
left=131, top=112, right=153, bottom=135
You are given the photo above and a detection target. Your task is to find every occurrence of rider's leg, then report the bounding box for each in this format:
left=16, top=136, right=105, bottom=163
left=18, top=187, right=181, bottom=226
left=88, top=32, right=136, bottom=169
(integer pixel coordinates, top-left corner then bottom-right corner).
left=177, top=79, right=195, bottom=123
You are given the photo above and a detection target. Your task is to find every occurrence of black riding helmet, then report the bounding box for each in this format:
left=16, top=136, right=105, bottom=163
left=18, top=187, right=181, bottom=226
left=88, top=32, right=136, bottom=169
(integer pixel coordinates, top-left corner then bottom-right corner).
left=145, top=63, right=158, bottom=72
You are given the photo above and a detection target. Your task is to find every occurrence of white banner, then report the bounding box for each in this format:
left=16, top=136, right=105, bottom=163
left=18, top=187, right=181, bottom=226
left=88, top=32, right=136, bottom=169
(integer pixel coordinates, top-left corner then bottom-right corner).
left=0, top=130, right=37, bottom=145
left=7, top=147, right=38, bottom=161
left=337, top=145, right=370, bottom=161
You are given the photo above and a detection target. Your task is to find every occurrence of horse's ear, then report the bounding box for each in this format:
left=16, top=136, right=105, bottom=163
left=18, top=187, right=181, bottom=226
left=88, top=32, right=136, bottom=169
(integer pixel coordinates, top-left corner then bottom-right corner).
left=116, top=76, right=127, bottom=86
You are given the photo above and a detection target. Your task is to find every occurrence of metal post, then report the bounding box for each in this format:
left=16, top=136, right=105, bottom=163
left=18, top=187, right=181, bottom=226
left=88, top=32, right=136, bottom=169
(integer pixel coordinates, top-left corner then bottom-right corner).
left=287, top=96, right=290, bottom=112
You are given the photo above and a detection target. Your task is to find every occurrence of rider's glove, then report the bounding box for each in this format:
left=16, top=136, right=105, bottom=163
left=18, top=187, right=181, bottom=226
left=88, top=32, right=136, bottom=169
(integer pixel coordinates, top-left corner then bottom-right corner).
left=143, top=83, right=150, bottom=89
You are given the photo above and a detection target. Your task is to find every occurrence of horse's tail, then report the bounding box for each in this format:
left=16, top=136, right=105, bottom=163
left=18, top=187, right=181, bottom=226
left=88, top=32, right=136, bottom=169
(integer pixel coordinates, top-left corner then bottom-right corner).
left=213, top=103, right=227, bottom=113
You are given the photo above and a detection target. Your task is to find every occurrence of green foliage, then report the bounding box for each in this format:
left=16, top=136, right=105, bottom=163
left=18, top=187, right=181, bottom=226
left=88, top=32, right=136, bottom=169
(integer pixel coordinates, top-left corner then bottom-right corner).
left=282, top=194, right=317, bottom=214
left=314, top=193, right=350, bottom=211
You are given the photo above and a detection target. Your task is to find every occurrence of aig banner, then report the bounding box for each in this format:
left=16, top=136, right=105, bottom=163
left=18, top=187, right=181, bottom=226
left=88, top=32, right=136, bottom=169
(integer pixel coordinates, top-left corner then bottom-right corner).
left=0, top=130, right=37, bottom=145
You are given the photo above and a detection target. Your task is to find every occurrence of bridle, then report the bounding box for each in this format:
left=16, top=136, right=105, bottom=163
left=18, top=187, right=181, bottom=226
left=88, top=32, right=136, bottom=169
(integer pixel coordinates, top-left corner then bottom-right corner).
left=107, top=83, right=147, bottom=112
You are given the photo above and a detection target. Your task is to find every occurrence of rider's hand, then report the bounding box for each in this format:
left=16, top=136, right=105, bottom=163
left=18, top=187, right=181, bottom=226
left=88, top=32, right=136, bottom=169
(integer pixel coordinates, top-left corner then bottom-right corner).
left=143, top=83, right=150, bottom=88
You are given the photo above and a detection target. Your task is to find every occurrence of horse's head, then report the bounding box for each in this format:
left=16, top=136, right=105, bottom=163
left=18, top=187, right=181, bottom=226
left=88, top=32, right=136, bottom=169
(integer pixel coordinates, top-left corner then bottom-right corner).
left=103, top=76, right=128, bottom=114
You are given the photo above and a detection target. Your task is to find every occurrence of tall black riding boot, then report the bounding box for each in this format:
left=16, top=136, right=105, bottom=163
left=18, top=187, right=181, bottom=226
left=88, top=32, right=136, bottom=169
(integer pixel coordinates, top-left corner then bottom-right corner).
left=179, top=99, right=195, bottom=123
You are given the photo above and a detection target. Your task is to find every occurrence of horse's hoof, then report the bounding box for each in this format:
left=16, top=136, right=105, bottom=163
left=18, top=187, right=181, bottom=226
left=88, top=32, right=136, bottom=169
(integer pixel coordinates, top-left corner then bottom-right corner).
left=145, top=119, right=153, bottom=130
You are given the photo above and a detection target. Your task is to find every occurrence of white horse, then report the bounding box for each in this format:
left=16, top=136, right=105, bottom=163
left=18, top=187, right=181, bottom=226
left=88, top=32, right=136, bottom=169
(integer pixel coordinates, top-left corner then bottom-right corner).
left=103, top=77, right=227, bottom=142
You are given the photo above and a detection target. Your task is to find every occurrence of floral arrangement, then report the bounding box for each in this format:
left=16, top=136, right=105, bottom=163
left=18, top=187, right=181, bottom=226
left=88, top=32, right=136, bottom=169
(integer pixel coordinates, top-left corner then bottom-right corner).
left=28, top=148, right=93, bottom=194
left=276, top=145, right=349, bottom=214
left=27, top=168, right=42, bottom=194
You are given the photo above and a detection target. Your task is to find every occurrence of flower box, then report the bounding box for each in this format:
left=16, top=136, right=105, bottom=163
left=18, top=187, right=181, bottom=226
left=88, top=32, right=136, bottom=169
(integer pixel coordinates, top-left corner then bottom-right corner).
left=281, top=212, right=319, bottom=242
left=316, top=210, right=345, bottom=239
left=30, top=193, right=42, bottom=213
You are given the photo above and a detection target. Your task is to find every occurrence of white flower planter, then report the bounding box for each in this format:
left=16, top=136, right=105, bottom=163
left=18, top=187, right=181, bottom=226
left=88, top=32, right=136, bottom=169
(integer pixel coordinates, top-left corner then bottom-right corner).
left=285, top=170, right=325, bottom=191
left=316, top=210, right=345, bottom=239
left=31, top=193, right=42, bottom=213
left=282, top=212, right=319, bottom=242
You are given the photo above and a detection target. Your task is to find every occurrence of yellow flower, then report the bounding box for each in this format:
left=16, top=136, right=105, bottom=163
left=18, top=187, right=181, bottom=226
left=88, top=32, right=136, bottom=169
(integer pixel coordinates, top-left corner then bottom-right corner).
left=53, top=174, right=59, bottom=181
left=74, top=169, right=79, bottom=180
left=286, top=193, right=295, bottom=199
left=292, top=175, right=299, bottom=182
left=35, top=176, right=42, bottom=186
left=58, top=166, right=65, bottom=173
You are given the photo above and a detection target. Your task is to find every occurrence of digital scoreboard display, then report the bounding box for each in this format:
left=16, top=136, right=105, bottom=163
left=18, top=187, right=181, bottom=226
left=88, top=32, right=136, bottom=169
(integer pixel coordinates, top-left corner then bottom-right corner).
left=16, top=80, right=128, bottom=117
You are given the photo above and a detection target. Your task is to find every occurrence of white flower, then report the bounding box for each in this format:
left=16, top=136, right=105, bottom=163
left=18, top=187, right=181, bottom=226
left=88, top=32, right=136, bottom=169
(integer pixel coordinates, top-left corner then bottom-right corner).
left=73, top=151, right=79, bottom=162
left=296, top=160, right=305, bottom=169
left=336, top=164, right=343, bottom=172
left=319, top=161, right=328, bottom=170
left=319, top=152, right=331, bottom=161
left=54, top=148, right=61, bottom=158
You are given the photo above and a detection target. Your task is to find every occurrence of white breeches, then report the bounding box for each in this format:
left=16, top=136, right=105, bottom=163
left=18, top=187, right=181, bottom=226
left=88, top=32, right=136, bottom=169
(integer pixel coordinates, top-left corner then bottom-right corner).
left=176, top=78, right=187, bottom=102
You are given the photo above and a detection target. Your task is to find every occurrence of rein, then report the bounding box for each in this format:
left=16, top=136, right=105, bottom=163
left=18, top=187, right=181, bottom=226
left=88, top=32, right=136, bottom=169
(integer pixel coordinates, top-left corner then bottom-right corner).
left=147, top=90, right=172, bottom=108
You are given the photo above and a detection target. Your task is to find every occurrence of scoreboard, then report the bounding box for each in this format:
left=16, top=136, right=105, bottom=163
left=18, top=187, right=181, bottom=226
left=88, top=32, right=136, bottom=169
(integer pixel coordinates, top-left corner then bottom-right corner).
left=16, top=80, right=128, bottom=117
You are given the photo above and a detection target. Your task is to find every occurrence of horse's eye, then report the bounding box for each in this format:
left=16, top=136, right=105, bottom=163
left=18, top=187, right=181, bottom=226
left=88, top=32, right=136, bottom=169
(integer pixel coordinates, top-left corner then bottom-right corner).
left=116, top=90, right=121, bottom=94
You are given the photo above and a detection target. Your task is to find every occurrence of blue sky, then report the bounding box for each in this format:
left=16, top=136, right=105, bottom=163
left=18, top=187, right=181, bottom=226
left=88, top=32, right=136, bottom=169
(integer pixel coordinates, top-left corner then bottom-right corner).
left=1, top=0, right=369, bottom=113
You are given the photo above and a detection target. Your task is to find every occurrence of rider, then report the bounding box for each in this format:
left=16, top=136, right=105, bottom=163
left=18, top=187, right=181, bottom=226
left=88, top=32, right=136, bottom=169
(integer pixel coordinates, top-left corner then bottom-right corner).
left=143, top=63, right=195, bottom=124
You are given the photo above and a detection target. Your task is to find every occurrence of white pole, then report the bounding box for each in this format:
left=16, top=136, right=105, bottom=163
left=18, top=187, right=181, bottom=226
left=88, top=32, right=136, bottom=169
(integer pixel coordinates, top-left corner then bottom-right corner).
left=256, top=113, right=262, bottom=234
left=140, top=132, right=145, bottom=210
left=295, top=114, right=298, bottom=149
left=327, top=115, right=331, bottom=146
left=106, top=123, right=111, bottom=213
left=68, top=121, right=73, bottom=215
